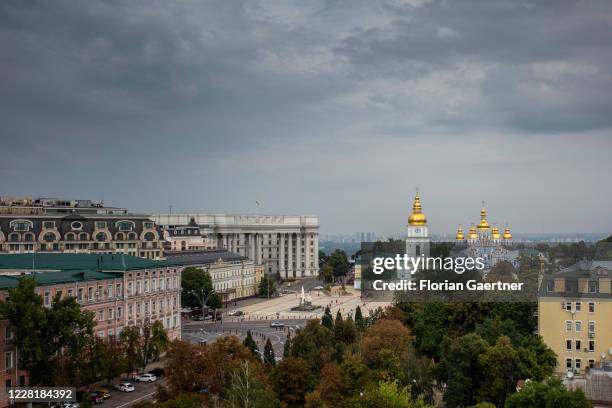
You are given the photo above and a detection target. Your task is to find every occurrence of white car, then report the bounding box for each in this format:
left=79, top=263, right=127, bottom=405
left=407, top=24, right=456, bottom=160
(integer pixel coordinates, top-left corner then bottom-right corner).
left=270, top=321, right=285, bottom=328
left=135, top=373, right=157, bottom=382
left=114, top=382, right=135, bottom=392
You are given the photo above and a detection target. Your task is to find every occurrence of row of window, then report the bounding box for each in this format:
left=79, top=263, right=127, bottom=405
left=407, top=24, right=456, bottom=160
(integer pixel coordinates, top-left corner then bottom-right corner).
left=3, top=231, right=158, bottom=242
left=550, top=280, right=601, bottom=293
left=565, top=339, right=597, bottom=352
left=127, top=276, right=179, bottom=295
left=7, top=219, right=155, bottom=232
left=566, top=358, right=597, bottom=370
left=563, top=301, right=597, bottom=313
left=95, top=315, right=179, bottom=339
left=564, top=320, right=596, bottom=333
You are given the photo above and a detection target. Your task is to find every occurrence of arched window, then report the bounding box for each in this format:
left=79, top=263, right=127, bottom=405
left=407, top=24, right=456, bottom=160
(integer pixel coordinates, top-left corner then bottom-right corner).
left=144, top=232, right=156, bottom=242
left=116, top=232, right=125, bottom=241
left=128, top=232, right=137, bottom=240
left=79, top=232, right=88, bottom=241
left=43, top=232, right=56, bottom=243
left=70, top=221, right=83, bottom=230
left=116, top=220, right=135, bottom=232
left=66, top=232, right=76, bottom=241
left=96, top=232, right=107, bottom=242
left=23, top=233, right=34, bottom=242
left=8, top=233, right=19, bottom=242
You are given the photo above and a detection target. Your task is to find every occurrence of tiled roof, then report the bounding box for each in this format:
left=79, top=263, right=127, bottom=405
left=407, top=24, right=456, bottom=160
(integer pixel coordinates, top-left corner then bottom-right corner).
left=165, top=250, right=247, bottom=266
left=0, top=269, right=123, bottom=290
left=0, top=253, right=173, bottom=271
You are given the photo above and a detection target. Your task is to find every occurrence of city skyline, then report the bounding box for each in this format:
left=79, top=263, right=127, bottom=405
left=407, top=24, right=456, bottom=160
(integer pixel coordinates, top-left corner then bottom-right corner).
left=1, top=1, right=612, bottom=235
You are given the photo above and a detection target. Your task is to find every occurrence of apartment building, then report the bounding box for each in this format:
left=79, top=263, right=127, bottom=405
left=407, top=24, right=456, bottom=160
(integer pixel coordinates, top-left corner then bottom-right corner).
left=0, top=197, right=163, bottom=259
left=153, top=213, right=319, bottom=279
left=166, top=250, right=257, bottom=301
left=539, top=260, right=612, bottom=376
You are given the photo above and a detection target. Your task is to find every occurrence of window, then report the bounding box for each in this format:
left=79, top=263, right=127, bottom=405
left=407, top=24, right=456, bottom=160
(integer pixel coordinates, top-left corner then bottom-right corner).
left=566, top=339, right=572, bottom=351
left=566, top=358, right=572, bottom=369
left=95, top=232, right=107, bottom=242
left=144, top=222, right=154, bottom=229
left=117, top=306, right=122, bottom=318
left=98, top=309, right=104, bottom=321
left=565, top=302, right=572, bottom=312
left=144, top=232, right=156, bottom=241
left=588, top=340, right=595, bottom=352
left=575, top=321, right=582, bottom=332
left=88, top=287, right=93, bottom=300
left=77, top=288, right=83, bottom=301
left=71, top=221, right=83, bottom=230
left=575, top=359, right=581, bottom=370
left=43, top=221, right=55, bottom=229
left=5, top=327, right=13, bottom=341
left=589, top=281, right=598, bottom=293
left=43, top=232, right=56, bottom=243
left=575, top=302, right=581, bottom=312
left=588, top=321, right=595, bottom=333
left=79, top=232, right=88, bottom=241
left=128, top=304, right=133, bottom=317
left=565, top=321, right=572, bottom=332
left=108, top=285, right=113, bottom=298
left=108, top=308, right=113, bottom=319
left=588, top=302, right=595, bottom=313
left=10, top=220, right=33, bottom=231
left=95, top=221, right=107, bottom=229
left=4, top=351, right=13, bottom=371
left=588, top=359, right=595, bottom=369
left=575, top=339, right=581, bottom=351
left=44, top=291, right=50, bottom=307
left=117, top=221, right=135, bottom=232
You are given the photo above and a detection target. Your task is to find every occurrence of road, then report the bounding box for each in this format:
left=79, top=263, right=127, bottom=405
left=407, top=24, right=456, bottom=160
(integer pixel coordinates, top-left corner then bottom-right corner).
left=182, top=318, right=310, bottom=357
left=89, top=378, right=165, bottom=408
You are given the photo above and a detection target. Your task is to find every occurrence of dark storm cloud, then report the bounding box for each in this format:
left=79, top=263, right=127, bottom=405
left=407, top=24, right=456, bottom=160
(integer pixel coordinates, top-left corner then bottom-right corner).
left=0, top=0, right=611, bottom=234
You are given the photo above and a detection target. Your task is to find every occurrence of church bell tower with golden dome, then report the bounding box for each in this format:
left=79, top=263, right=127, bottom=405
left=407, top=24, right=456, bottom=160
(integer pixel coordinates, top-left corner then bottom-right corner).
left=405, top=189, right=430, bottom=264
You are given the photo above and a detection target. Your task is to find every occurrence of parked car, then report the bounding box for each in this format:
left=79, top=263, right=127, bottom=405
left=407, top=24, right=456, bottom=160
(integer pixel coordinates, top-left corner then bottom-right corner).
left=135, top=373, right=157, bottom=382
left=270, top=321, right=284, bottom=328
left=113, top=383, right=135, bottom=392
left=148, top=368, right=165, bottom=378
left=313, top=286, right=324, bottom=290
left=96, top=389, right=111, bottom=399
left=87, top=392, right=104, bottom=405
left=62, top=402, right=80, bottom=408
left=228, top=310, right=244, bottom=316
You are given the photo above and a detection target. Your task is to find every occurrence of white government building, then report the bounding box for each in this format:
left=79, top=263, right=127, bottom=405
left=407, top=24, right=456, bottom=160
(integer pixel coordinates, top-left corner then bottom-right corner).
left=152, top=213, right=319, bottom=280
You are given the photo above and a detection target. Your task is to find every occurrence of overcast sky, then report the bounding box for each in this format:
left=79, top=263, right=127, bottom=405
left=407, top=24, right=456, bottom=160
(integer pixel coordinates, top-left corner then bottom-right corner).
left=1, top=0, right=611, bottom=236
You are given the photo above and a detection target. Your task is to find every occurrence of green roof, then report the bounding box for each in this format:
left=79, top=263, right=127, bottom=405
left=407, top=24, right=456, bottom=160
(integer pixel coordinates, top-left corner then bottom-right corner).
left=0, top=253, right=173, bottom=272
left=0, top=270, right=124, bottom=291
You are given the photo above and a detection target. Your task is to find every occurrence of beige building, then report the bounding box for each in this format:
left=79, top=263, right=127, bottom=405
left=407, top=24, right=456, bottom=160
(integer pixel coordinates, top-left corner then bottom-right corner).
left=166, top=250, right=257, bottom=301
left=153, top=213, right=319, bottom=279
left=0, top=197, right=163, bottom=259
left=539, top=260, right=612, bottom=376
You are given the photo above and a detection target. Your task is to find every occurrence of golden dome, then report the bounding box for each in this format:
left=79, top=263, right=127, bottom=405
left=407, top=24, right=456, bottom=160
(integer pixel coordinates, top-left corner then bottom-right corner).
left=503, top=227, right=512, bottom=240
left=467, top=227, right=478, bottom=240
left=456, top=225, right=465, bottom=241
left=491, top=227, right=500, bottom=240
left=408, top=191, right=427, bottom=226
left=477, top=205, right=490, bottom=231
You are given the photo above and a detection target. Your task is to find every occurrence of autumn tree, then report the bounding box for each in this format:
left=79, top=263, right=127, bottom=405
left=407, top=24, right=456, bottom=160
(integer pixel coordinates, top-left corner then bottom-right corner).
left=243, top=330, right=259, bottom=358
left=263, top=338, right=276, bottom=367
left=271, top=357, right=313, bottom=408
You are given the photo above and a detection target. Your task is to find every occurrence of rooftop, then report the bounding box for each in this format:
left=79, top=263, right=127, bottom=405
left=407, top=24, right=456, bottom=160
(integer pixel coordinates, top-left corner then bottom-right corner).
left=0, top=269, right=123, bottom=291
left=165, top=249, right=247, bottom=266
left=0, top=253, right=172, bottom=272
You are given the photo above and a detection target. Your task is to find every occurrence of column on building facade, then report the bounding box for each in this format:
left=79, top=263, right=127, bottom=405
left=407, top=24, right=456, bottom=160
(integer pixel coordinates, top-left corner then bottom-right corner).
left=305, top=233, right=311, bottom=276
left=249, top=233, right=255, bottom=260
left=286, top=233, right=293, bottom=278
left=296, top=233, right=302, bottom=277
left=279, top=233, right=285, bottom=278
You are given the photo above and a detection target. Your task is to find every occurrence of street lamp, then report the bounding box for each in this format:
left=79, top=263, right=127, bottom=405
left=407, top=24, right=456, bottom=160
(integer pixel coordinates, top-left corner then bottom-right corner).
left=188, top=289, right=213, bottom=320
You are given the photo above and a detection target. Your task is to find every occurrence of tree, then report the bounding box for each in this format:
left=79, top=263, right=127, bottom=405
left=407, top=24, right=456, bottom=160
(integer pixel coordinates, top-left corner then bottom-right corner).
left=181, top=267, right=221, bottom=309
left=271, top=357, right=313, bottom=408
left=283, top=332, right=292, bottom=357
left=326, top=250, right=350, bottom=278
left=477, top=336, right=519, bottom=407
left=505, top=378, right=591, bottom=408
left=319, top=264, right=334, bottom=283
left=142, top=320, right=169, bottom=370
left=361, top=319, right=412, bottom=367
left=354, top=306, right=365, bottom=331
left=289, top=320, right=334, bottom=375
left=225, top=360, right=279, bottom=408
left=258, top=275, right=276, bottom=298
left=243, top=330, right=259, bottom=358
left=321, top=306, right=334, bottom=330
left=0, top=277, right=95, bottom=385
left=120, top=326, right=142, bottom=377
left=263, top=338, right=276, bottom=367
left=358, top=380, right=434, bottom=408
left=98, top=337, right=127, bottom=384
